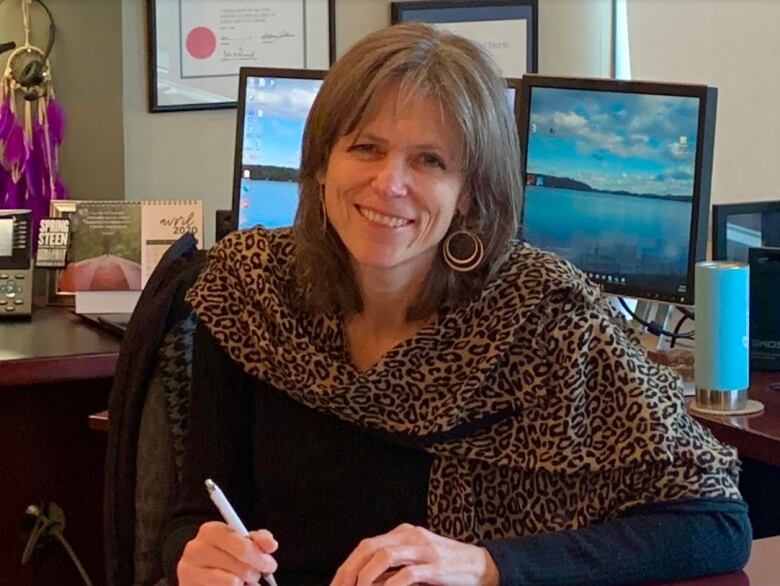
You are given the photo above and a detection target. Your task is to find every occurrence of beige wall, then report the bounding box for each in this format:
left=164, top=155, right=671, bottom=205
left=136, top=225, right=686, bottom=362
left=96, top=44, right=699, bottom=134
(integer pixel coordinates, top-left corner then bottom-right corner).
left=121, top=0, right=611, bottom=246
left=0, top=0, right=124, bottom=201
left=626, top=0, right=780, bottom=207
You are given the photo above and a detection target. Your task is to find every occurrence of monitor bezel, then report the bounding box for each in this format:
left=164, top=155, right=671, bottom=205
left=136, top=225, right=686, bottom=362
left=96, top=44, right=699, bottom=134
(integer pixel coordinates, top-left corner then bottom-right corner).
left=505, top=76, right=524, bottom=144
left=517, top=74, right=717, bottom=305
left=231, top=66, right=328, bottom=232
left=712, top=200, right=780, bottom=261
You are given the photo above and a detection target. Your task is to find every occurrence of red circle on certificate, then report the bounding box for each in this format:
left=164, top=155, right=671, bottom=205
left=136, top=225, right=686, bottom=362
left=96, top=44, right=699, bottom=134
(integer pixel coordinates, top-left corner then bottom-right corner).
left=186, top=26, right=217, bottom=59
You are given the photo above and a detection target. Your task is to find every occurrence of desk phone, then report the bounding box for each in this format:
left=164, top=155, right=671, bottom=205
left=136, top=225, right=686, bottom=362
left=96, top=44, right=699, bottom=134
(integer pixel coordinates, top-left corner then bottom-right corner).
left=0, top=209, right=33, bottom=318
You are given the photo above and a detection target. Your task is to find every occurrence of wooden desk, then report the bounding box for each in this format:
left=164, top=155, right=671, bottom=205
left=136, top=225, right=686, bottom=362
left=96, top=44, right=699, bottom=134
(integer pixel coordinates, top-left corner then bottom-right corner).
left=687, top=372, right=780, bottom=538
left=653, top=535, right=780, bottom=585
left=689, top=371, right=780, bottom=467
left=0, top=306, right=121, bottom=586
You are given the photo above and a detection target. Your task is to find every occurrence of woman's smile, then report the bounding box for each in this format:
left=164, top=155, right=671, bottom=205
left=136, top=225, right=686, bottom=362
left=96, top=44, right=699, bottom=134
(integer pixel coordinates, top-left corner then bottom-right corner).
left=355, top=204, right=414, bottom=229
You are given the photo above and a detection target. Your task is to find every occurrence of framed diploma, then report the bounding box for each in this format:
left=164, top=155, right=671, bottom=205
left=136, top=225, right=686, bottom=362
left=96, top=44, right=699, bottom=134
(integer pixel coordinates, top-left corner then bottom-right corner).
left=146, top=0, right=336, bottom=112
left=391, top=0, right=538, bottom=78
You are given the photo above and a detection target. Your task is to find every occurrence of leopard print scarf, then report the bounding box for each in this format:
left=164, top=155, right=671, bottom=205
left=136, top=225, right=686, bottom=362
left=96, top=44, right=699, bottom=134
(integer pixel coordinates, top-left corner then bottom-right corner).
left=186, top=227, right=740, bottom=542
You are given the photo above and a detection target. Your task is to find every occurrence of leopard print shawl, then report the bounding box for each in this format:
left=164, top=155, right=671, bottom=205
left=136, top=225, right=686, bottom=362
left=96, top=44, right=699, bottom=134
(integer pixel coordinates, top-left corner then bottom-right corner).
left=186, top=227, right=740, bottom=542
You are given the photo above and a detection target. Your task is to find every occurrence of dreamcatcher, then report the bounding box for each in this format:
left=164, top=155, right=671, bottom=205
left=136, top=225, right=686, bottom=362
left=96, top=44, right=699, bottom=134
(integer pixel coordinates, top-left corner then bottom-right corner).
left=0, top=0, right=66, bottom=242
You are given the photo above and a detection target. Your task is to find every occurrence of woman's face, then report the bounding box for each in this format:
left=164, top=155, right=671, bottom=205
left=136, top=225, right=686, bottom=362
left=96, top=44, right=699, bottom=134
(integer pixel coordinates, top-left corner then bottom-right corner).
left=319, top=84, right=466, bottom=278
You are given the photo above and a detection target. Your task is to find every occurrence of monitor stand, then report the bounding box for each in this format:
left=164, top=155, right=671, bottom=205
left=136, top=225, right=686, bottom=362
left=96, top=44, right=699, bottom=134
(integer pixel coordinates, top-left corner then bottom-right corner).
left=609, top=297, right=694, bottom=351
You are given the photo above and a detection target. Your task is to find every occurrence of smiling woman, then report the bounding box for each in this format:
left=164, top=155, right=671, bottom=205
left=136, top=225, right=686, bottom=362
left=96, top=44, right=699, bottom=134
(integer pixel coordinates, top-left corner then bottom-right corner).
left=164, top=22, right=751, bottom=586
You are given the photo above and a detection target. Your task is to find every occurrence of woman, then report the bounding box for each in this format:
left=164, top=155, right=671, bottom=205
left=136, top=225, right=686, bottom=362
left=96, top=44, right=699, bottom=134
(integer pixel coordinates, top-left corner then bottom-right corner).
left=165, top=23, right=750, bottom=586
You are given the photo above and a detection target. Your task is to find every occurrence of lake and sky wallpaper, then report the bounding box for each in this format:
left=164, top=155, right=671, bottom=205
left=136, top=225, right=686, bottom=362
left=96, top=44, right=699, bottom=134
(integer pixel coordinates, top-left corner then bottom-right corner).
left=239, top=76, right=322, bottom=229
left=523, top=86, right=702, bottom=296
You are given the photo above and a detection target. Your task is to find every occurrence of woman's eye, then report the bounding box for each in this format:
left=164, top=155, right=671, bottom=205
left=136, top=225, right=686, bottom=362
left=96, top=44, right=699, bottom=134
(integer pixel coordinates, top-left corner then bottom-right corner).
left=349, top=143, right=377, bottom=155
left=419, top=153, right=445, bottom=169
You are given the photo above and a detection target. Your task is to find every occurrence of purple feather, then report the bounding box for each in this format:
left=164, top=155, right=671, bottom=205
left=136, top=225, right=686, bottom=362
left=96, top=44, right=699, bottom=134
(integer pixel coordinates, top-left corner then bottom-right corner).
left=3, top=171, right=20, bottom=208
left=0, top=164, right=8, bottom=204
left=25, top=150, right=44, bottom=201
left=0, top=99, right=14, bottom=141
left=4, top=122, right=28, bottom=168
left=46, top=98, right=66, bottom=146
left=53, top=175, right=67, bottom=199
left=32, top=121, right=49, bottom=192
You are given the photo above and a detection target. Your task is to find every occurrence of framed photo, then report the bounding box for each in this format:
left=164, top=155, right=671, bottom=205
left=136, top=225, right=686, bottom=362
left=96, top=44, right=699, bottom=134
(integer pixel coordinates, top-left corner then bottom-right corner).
left=146, top=0, right=336, bottom=112
left=391, top=0, right=538, bottom=78
left=45, top=200, right=78, bottom=306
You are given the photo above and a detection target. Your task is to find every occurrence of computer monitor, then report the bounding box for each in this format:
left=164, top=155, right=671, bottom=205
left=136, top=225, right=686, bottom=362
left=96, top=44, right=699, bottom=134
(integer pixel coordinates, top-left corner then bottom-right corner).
left=712, top=200, right=780, bottom=262
left=518, top=75, right=717, bottom=305
left=231, top=70, right=522, bottom=232
left=231, top=67, right=326, bottom=231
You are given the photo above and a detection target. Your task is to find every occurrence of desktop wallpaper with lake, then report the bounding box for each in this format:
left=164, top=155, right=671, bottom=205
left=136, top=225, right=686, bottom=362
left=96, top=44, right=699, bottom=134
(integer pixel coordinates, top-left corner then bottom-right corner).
left=523, top=86, right=702, bottom=296
left=239, top=76, right=323, bottom=229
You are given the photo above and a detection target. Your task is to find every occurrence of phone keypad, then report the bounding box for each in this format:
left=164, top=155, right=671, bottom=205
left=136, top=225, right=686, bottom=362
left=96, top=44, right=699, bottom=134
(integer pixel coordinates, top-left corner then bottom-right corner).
left=1, top=278, right=24, bottom=312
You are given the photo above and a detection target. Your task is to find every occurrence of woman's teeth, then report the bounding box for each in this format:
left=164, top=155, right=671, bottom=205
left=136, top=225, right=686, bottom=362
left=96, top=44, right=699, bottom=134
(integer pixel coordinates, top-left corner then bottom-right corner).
left=358, top=206, right=412, bottom=228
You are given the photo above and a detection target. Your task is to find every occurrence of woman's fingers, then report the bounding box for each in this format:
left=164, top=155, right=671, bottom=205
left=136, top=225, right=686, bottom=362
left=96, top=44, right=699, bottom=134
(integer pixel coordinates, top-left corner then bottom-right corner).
left=383, top=564, right=436, bottom=586
left=332, top=525, right=432, bottom=586
left=330, top=523, right=498, bottom=586
left=249, top=529, right=279, bottom=553
left=200, top=522, right=278, bottom=573
left=183, top=537, right=262, bottom=584
left=177, top=521, right=277, bottom=586
left=355, top=545, right=433, bottom=586
left=178, top=560, right=251, bottom=586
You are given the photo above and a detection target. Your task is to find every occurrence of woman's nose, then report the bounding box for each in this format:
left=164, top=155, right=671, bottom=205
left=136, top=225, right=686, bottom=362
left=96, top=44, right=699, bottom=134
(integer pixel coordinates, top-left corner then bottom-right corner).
left=372, top=155, right=408, bottom=198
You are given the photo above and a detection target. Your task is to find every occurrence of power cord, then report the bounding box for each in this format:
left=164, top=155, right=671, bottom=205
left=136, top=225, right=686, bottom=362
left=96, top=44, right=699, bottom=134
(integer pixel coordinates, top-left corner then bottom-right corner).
left=617, top=297, right=695, bottom=342
left=21, top=502, right=93, bottom=586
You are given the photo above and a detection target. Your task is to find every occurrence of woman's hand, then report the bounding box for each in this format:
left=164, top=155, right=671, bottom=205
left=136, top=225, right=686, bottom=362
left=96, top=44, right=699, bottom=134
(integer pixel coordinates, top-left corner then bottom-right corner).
left=330, top=523, right=499, bottom=586
left=177, top=521, right=278, bottom=586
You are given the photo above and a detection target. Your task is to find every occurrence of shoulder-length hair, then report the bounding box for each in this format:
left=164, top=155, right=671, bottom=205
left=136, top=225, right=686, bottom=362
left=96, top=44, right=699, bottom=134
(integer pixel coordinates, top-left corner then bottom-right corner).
left=294, top=22, right=523, bottom=321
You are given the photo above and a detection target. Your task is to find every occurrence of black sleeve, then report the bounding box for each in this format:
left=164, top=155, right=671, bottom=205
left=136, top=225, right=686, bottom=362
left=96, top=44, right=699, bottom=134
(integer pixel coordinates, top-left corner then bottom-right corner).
left=482, top=497, right=751, bottom=586
left=161, top=321, right=257, bottom=585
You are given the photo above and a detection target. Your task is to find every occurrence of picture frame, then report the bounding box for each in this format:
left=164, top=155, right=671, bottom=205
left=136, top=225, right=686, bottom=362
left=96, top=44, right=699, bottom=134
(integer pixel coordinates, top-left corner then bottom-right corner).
left=391, top=0, right=538, bottom=78
left=146, top=0, right=336, bottom=112
left=45, top=200, right=78, bottom=306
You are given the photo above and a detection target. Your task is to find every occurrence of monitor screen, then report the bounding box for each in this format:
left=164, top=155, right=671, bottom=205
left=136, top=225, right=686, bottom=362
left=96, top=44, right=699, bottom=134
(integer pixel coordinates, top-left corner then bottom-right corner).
left=232, top=68, right=326, bottom=231
left=712, top=201, right=780, bottom=262
left=518, top=76, right=717, bottom=305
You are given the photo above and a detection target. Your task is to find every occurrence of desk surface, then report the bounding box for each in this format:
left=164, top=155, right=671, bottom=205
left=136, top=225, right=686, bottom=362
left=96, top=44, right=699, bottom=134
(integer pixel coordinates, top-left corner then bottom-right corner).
left=689, top=371, right=780, bottom=467
left=0, top=306, right=121, bottom=386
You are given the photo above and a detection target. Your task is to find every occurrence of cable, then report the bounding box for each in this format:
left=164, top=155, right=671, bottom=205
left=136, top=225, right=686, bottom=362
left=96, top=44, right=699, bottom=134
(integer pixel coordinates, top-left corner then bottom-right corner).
left=669, top=312, right=692, bottom=349
left=21, top=504, right=93, bottom=586
left=617, top=297, right=695, bottom=341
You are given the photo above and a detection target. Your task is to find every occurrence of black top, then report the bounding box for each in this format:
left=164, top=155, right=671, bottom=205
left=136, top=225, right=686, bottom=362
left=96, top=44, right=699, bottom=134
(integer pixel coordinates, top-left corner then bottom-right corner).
left=163, top=323, right=751, bottom=585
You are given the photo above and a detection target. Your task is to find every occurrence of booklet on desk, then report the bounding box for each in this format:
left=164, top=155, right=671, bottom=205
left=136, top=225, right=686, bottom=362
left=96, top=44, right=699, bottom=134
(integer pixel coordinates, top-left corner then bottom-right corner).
left=77, top=312, right=131, bottom=338
left=68, top=200, right=203, bottom=314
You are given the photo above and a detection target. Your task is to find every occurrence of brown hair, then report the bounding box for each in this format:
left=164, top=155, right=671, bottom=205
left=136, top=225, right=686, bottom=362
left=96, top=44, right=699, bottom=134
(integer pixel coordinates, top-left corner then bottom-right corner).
left=294, top=22, right=523, bottom=321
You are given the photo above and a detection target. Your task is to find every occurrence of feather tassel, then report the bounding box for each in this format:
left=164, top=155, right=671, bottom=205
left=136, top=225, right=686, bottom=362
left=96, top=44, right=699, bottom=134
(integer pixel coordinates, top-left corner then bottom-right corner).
left=0, top=99, right=14, bottom=141
left=25, top=121, right=47, bottom=200
left=4, top=122, right=28, bottom=168
left=45, top=98, right=65, bottom=146
left=3, top=170, right=20, bottom=209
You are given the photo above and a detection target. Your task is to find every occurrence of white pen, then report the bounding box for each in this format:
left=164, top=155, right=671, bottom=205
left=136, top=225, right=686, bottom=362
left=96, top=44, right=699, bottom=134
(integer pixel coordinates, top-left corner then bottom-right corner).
left=205, top=478, right=279, bottom=586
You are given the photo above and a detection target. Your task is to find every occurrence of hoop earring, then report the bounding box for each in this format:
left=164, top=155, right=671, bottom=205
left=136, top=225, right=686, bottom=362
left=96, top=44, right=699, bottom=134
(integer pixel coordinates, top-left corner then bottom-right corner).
left=319, top=184, right=327, bottom=231
left=443, top=228, right=484, bottom=272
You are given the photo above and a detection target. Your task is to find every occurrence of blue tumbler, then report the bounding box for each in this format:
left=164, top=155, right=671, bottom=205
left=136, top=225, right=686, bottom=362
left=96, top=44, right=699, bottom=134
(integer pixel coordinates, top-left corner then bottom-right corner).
left=694, top=261, right=750, bottom=411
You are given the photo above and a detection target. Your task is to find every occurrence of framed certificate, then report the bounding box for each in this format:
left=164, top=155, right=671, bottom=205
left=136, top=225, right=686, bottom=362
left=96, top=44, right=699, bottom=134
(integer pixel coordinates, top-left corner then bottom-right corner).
left=146, top=0, right=336, bottom=112
left=391, top=0, right=538, bottom=78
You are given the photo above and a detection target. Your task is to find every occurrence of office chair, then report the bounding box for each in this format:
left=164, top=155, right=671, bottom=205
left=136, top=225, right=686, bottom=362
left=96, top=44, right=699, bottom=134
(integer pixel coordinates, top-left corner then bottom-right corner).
left=103, top=234, right=205, bottom=586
